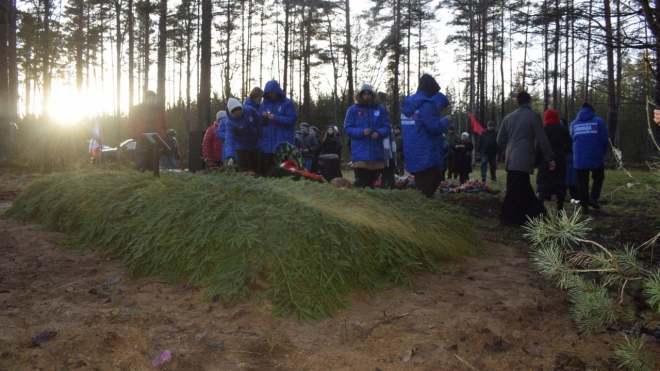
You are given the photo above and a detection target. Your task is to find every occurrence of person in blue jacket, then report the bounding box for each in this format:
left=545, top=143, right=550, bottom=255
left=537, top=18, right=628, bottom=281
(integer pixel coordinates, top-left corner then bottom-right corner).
left=243, top=87, right=263, bottom=112
left=344, top=83, right=391, bottom=188
left=401, top=74, right=452, bottom=198
left=259, top=80, right=298, bottom=176
left=570, top=102, right=610, bottom=213
left=221, top=97, right=261, bottom=173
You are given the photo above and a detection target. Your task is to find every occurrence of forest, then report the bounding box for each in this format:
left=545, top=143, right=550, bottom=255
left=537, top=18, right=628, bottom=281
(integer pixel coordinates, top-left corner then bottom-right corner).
left=1, top=0, right=660, bottom=167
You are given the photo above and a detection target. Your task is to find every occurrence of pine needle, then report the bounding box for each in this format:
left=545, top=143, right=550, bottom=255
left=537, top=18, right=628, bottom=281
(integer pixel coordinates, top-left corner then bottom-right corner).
left=5, top=169, right=486, bottom=319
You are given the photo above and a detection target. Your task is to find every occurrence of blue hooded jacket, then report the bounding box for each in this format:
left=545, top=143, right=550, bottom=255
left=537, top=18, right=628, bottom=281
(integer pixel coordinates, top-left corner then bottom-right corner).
left=570, top=107, right=609, bottom=169
left=219, top=104, right=261, bottom=160
left=243, top=97, right=261, bottom=112
left=344, top=102, right=391, bottom=163
left=401, top=75, right=450, bottom=174
left=259, top=80, right=298, bottom=153
left=215, top=117, right=229, bottom=161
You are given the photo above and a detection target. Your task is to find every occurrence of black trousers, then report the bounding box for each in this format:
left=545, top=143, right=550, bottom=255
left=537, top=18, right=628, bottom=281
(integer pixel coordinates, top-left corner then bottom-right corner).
left=412, top=166, right=441, bottom=198
left=259, top=152, right=276, bottom=176
left=236, top=149, right=259, bottom=173
left=380, top=159, right=396, bottom=189
left=500, top=170, right=547, bottom=226
left=576, top=166, right=605, bottom=207
left=134, top=139, right=155, bottom=172
left=354, top=167, right=382, bottom=188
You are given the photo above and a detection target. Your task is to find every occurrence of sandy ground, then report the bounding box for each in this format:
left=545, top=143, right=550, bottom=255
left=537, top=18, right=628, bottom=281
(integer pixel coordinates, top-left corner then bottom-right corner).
left=0, top=172, right=646, bottom=371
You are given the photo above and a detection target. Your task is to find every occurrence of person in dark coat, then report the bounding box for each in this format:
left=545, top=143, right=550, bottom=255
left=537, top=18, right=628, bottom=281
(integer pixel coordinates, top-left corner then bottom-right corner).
left=295, top=123, right=319, bottom=172
left=562, top=118, right=579, bottom=201
left=536, top=109, right=572, bottom=211
left=393, top=126, right=404, bottom=175
left=321, top=126, right=343, bottom=158
left=497, top=91, right=555, bottom=227
left=453, top=132, right=474, bottom=184
left=479, top=121, right=499, bottom=182
left=445, top=125, right=459, bottom=180
left=126, top=90, right=168, bottom=172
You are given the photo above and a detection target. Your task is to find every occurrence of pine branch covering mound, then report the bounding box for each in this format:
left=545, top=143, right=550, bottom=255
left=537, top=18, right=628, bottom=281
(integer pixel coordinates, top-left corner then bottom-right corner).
left=5, top=170, right=486, bottom=319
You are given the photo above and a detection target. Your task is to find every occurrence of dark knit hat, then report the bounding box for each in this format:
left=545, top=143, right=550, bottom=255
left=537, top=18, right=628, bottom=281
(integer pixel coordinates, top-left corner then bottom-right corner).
left=447, top=124, right=455, bottom=131
left=295, top=130, right=302, bottom=135
left=487, top=121, right=495, bottom=127
left=310, top=126, right=319, bottom=132
left=582, top=102, right=594, bottom=110
left=300, top=122, right=309, bottom=128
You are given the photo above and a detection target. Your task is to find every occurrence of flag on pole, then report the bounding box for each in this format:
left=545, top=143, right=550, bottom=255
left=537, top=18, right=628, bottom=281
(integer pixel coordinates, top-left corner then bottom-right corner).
left=89, top=121, right=102, bottom=158
left=469, top=112, right=483, bottom=135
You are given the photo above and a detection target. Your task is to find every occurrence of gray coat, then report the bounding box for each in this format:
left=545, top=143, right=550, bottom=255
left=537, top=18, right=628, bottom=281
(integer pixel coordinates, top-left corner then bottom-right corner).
left=497, top=105, right=554, bottom=174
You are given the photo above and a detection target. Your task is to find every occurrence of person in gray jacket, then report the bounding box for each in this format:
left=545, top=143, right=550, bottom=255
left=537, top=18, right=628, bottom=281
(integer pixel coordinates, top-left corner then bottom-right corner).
left=497, top=91, right=555, bottom=226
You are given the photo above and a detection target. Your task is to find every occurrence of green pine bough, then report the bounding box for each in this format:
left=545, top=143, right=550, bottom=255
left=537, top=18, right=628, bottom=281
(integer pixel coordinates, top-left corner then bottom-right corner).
left=523, top=210, right=659, bottom=371
left=5, top=169, right=486, bottom=320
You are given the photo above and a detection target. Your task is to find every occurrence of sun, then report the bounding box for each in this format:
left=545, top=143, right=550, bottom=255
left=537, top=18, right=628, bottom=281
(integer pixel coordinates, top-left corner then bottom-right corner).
left=46, top=84, right=100, bottom=125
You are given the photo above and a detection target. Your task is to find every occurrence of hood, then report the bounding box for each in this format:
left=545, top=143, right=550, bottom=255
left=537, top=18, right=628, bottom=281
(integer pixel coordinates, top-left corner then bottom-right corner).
left=416, top=74, right=440, bottom=96
left=263, top=80, right=285, bottom=102
left=227, top=97, right=242, bottom=114
left=544, top=109, right=560, bottom=125
left=576, top=106, right=596, bottom=121
left=401, top=92, right=432, bottom=117
left=432, top=92, right=449, bottom=110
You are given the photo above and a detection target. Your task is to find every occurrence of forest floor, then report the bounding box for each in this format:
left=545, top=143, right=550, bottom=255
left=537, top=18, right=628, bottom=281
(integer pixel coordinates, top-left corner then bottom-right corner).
left=1, top=166, right=659, bottom=371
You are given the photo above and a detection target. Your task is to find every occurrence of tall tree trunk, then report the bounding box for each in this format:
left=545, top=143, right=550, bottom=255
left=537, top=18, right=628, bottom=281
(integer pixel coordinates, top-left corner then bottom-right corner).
left=259, top=7, right=264, bottom=86
left=42, top=0, right=52, bottom=116
left=500, top=0, right=505, bottom=119
left=552, top=0, right=560, bottom=109
left=75, top=0, right=84, bottom=94
left=603, top=0, right=617, bottom=140
left=224, top=0, right=231, bottom=100
left=246, top=0, right=253, bottom=93
left=564, top=0, right=570, bottom=117
left=326, top=13, right=339, bottom=126
left=344, top=0, right=354, bottom=102
left=185, top=0, right=192, bottom=126
left=614, top=0, right=622, bottom=146
left=41, top=0, right=53, bottom=173
left=570, top=0, right=575, bottom=117
left=157, top=0, right=166, bottom=107
left=522, top=3, right=529, bottom=90
left=115, top=0, right=123, bottom=115
left=543, top=0, right=549, bottom=110
left=128, top=0, right=135, bottom=108
left=144, top=4, right=150, bottom=94
left=283, top=0, right=290, bottom=94
left=197, top=0, right=211, bottom=131
left=392, top=0, right=401, bottom=126
left=406, top=0, right=411, bottom=96
left=302, top=1, right=312, bottom=120
left=0, top=0, right=8, bottom=141
left=469, top=2, right=475, bottom=114
left=8, top=0, right=17, bottom=121
left=584, top=0, right=592, bottom=102
left=240, top=0, right=245, bottom=97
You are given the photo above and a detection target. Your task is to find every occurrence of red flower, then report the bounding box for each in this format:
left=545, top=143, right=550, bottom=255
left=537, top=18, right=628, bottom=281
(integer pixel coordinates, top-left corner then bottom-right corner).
left=359, top=109, right=364, bottom=117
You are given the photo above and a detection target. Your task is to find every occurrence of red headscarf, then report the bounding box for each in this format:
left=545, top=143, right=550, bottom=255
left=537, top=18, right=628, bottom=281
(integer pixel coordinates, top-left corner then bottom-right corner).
left=543, top=109, right=560, bottom=126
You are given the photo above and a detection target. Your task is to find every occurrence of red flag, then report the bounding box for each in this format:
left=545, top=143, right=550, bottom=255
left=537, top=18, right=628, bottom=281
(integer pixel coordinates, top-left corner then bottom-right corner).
left=469, top=112, right=483, bottom=135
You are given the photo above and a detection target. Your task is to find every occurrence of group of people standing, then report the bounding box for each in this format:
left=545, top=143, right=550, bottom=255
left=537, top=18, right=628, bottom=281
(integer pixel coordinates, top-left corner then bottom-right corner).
left=498, top=91, right=610, bottom=226
left=203, top=79, right=347, bottom=177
